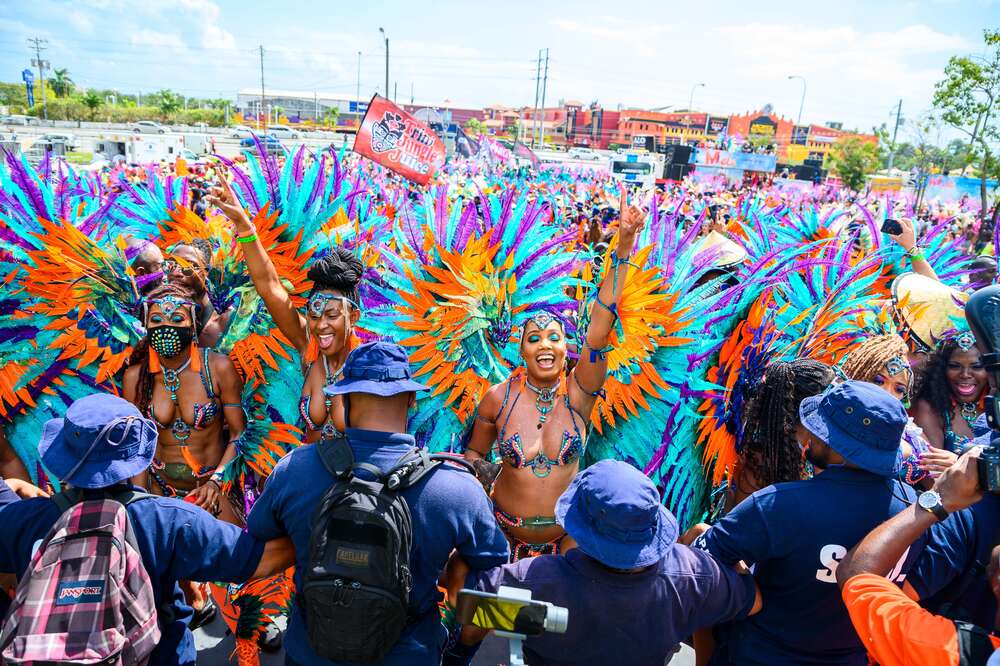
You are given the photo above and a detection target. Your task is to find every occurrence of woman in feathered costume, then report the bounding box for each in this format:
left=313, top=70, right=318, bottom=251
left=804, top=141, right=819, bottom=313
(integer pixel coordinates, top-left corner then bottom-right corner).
left=207, top=167, right=363, bottom=443
left=464, top=190, right=646, bottom=561
left=122, top=281, right=246, bottom=521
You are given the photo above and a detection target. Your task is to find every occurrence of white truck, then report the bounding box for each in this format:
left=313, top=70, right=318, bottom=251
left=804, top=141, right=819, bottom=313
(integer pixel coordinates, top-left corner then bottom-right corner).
left=94, top=133, right=186, bottom=165
left=609, top=151, right=663, bottom=189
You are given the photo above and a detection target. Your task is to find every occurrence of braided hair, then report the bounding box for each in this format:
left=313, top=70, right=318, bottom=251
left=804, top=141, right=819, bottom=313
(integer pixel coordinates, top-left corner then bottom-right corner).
left=842, top=334, right=911, bottom=388
left=306, top=247, right=364, bottom=304
left=741, top=358, right=834, bottom=489
left=129, top=282, right=201, bottom=417
left=916, top=339, right=964, bottom=419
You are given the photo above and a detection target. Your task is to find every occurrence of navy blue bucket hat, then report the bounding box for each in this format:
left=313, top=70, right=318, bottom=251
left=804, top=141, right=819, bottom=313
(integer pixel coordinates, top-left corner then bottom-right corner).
left=799, top=380, right=907, bottom=477
left=556, top=459, right=678, bottom=569
left=39, top=393, right=158, bottom=489
left=324, top=341, right=429, bottom=397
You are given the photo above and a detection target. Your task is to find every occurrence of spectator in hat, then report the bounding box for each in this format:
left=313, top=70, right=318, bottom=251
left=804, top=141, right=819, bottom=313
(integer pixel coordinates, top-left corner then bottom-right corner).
left=691, top=380, right=925, bottom=665
left=246, top=341, right=509, bottom=666
left=0, top=393, right=294, bottom=666
left=446, top=459, right=761, bottom=666
left=837, top=450, right=1000, bottom=666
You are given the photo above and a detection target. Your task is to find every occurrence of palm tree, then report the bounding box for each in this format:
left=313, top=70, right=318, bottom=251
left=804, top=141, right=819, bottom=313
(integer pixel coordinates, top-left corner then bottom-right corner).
left=154, top=90, right=182, bottom=119
left=50, top=69, right=74, bottom=98
left=81, top=91, right=102, bottom=120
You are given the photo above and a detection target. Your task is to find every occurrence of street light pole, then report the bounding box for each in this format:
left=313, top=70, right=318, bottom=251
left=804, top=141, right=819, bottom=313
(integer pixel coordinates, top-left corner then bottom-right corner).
left=378, top=28, right=389, bottom=99
left=788, top=75, right=806, bottom=128
left=356, top=51, right=361, bottom=103
left=688, top=82, right=705, bottom=112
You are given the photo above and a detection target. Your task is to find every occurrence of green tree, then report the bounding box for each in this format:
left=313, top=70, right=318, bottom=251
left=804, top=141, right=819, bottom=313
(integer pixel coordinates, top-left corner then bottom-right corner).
left=323, top=106, right=340, bottom=126
left=81, top=90, right=102, bottom=120
left=932, top=28, right=1000, bottom=229
left=50, top=68, right=74, bottom=97
left=464, top=117, right=485, bottom=136
left=151, top=89, right=182, bottom=118
left=829, top=137, right=881, bottom=191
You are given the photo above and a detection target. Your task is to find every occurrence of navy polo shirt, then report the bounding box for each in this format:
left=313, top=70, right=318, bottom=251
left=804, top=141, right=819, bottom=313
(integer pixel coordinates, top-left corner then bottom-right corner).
left=471, top=546, right=757, bottom=666
left=693, top=466, right=922, bottom=665
left=246, top=428, right=509, bottom=666
left=908, top=493, right=1000, bottom=628
left=0, top=488, right=265, bottom=666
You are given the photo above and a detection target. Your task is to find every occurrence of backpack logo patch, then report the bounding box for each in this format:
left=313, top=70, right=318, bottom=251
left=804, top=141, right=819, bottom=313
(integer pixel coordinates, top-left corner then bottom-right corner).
left=55, top=580, right=106, bottom=605
left=335, top=547, right=370, bottom=568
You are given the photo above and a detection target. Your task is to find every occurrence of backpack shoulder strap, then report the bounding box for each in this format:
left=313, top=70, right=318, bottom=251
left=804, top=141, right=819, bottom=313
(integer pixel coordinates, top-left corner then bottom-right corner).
left=317, top=435, right=356, bottom=479
left=955, top=621, right=995, bottom=666
left=387, top=450, right=475, bottom=490
left=51, top=488, right=85, bottom=513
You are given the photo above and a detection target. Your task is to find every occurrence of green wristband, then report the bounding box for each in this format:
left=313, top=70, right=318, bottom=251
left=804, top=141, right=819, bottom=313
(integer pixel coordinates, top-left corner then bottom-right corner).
left=237, top=233, right=258, bottom=245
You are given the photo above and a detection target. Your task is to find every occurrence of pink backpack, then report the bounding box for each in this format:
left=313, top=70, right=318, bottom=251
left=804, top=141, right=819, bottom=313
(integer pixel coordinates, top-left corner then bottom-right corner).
left=0, top=490, right=160, bottom=665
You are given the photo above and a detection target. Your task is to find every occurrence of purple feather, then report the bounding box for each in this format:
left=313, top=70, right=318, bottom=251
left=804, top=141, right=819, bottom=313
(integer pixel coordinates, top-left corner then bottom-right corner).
left=515, top=231, right=576, bottom=279
left=454, top=201, right=478, bottom=249
left=304, top=154, right=327, bottom=211
left=215, top=156, right=262, bottom=214
left=5, top=152, right=50, bottom=222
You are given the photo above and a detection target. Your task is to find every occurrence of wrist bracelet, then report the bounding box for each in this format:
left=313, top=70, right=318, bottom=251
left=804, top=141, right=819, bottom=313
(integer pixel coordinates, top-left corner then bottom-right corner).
left=908, top=246, right=926, bottom=262
left=237, top=234, right=258, bottom=244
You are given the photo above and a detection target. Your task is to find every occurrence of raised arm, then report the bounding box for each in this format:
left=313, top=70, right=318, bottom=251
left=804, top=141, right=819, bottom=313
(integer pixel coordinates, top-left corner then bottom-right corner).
left=889, top=216, right=938, bottom=281
left=571, top=187, right=646, bottom=405
left=207, top=179, right=310, bottom=354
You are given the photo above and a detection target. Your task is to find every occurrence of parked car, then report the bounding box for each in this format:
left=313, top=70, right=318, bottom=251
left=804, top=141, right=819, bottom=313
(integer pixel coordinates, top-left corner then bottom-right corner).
left=567, top=147, right=601, bottom=161
left=240, top=134, right=282, bottom=149
left=229, top=124, right=255, bottom=138
left=40, top=132, right=80, bottom=151
left=266, top=125, right=302, bottom=139
left=132, top=120, right=168, bottom=134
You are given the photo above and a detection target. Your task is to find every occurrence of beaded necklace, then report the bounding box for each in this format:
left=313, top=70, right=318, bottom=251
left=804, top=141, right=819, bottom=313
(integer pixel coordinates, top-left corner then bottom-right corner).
left=525, top=379, right=558, bottom=429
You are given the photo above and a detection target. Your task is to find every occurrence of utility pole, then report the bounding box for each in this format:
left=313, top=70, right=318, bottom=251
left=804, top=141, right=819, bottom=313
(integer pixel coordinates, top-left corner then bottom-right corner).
left=379, top=28, right=389, bottom=99
left=539, top=49, right=550, bottom=146
left=393, top=82, right=397, bottom=104
left=410, top=82, right=414, bottom=105
left=314, top=91, right=318, bottom=122
left=356, top=51, right=361, bottom=103
left=258, top=45, right=267, bottom=131
left=887, top=99, right=904, bottom=171
left=531, top=49, right=542, bottom=146
left=27, top=37, right=49, bottom=121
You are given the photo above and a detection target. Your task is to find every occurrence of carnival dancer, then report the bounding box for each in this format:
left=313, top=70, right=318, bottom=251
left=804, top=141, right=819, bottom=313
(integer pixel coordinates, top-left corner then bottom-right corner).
left=913, top=331, right=989, bottom=453
left=124, top=282, right=246, bottom=522
left=464, top=189, right=646, bottom=561
left=207, top=179, right=362, bottom=442
left=165, top=239, right=231, bottom=348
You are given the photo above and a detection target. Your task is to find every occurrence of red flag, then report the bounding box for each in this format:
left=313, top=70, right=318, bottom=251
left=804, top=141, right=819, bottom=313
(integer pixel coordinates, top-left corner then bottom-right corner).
left=353, top=95, right=445, bottom=185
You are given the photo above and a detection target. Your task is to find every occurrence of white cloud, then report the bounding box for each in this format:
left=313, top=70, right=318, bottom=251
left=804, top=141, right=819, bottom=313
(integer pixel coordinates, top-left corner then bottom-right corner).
left=130, top=29, right=185, bottom=49
left=202, top=23, right=236, bottom=49
left=68, top=10, right=95, bottom=34
left=552, top=16, right=672, bottom=58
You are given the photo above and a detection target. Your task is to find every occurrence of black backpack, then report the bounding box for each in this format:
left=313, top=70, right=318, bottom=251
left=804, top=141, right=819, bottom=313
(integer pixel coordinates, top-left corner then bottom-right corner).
left=301, top=436, right=475, bottom=663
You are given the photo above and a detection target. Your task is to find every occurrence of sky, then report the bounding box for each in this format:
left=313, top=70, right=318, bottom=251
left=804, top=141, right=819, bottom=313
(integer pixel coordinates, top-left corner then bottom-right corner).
left=1, top=0, right=996, bottom=138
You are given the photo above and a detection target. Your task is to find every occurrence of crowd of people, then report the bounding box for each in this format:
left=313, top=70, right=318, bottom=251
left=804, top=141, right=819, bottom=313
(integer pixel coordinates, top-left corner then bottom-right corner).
left=0, top=136, right=998, bottom=666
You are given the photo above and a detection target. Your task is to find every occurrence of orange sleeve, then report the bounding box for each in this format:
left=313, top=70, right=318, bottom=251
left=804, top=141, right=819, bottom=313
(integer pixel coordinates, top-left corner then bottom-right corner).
left=842, top=573, right=978, bottom=666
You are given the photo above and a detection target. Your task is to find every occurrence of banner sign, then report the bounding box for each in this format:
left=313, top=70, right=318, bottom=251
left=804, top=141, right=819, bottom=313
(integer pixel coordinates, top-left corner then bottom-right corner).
left=348, top=100, right=369, bottom=114
left=791, top=125, right=810, bottom=145
left=454, top=126, right=479, bottom=158
left=706, top=116, right=729, bottom=135
left=353, top=95, right=445, bottom=185
left=512, top=141, right=540, bottom=169
left=692, top=148, right=777, bottom=173
left=923, top=175, right=999, bottom=203
left=748, top=115, right=777, bottom=137
left=22, top=69, right=34, bottom=108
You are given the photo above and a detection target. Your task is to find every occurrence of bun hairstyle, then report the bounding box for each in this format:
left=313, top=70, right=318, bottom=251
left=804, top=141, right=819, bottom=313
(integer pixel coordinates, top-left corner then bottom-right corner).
left=307, top=246, right=364, bottom=304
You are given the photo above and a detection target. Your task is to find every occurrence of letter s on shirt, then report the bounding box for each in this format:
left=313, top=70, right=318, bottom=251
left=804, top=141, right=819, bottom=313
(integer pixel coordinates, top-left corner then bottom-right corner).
left=816, top=544, right=848, bottom=583
left=816, top=544, right=911, bottom=584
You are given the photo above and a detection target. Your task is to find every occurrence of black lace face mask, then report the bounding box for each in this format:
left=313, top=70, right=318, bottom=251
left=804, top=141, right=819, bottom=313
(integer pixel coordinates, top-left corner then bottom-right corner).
left=149, top=325, right=194, bottom=358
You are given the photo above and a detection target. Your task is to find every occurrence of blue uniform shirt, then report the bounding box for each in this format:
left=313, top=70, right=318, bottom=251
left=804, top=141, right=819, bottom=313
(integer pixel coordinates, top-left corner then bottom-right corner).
left=693, top=466, right=922, bottom=666
left=472, top=546, right=757, bottom=666
left=246, top=428, right=509, bottom=666
left=908, top=493, right=1000, bottom=628
left=0, top=488, right=265, bottom=666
